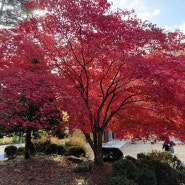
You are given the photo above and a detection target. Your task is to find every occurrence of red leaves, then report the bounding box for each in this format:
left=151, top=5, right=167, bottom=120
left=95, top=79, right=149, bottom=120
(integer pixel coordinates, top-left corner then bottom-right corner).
left=0, top=59, right=66, bottom=132
left=24, top=1, right=37, bottom=10
left=1, top=0, right=185, bottom=143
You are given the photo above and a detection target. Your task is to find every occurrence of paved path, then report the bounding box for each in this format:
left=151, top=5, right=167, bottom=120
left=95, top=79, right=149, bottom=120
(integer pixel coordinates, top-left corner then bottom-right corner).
left=121, top=141, right=185, bottom=162
left=86, top=140, right=185, bottom=162
left=1, top=140, right=185, bottom=162
left=0, top=144, right=24, bottom=160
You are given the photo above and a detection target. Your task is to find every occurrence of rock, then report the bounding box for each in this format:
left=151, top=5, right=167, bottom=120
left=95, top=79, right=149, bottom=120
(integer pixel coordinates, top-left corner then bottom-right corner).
left=74, top=160, right=93, bottom=172
left=67, top=155, right=85, bottom=164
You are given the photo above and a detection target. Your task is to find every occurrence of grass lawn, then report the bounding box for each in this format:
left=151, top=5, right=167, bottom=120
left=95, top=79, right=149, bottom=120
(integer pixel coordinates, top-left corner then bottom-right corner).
left=0, top=155, right=112, bottom=185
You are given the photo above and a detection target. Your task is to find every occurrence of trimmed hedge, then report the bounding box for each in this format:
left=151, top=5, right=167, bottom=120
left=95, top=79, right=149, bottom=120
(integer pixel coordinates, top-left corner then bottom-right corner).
left=102, top=147, right=123, bottom=162
left=34, top=139, right=51, bottom=153
left=109, top=175, right=137, bottom=185
left=45, top=143, right=66, bottom=155
left=17, top=146, right=25, bottom=155
left=45, top=143, right=58, bottom=155
left=109, top=152, right=185, bottom=185
left=65, top=146, right=85, bottom=157
left=4, top=145, right=17, bottom=159
left=111, top=159, right=139, bottom=181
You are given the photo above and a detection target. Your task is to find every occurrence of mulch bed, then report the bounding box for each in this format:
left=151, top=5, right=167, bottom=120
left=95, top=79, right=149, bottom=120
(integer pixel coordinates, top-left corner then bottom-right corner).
left=0, top=156, right=112, bottom=185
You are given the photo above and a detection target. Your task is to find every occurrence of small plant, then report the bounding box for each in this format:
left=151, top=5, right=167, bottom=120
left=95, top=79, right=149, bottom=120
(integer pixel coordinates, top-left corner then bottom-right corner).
left=17, top=146, right=25, bottom=155
left=45, top=143, right=58, bottom=155
left=0, top=136, right=19, bottom=145
left=137, top=167, right=157, bottom=185
left=109, top=175, right=137, bottom=185
left=4, top=145, right=17, bottom=159
left=102, top=147, right=123, bottom=162
left=110, top=152, right=185, bottom=185
left=136, top=152, right=181, bottom=185
left=145, top=150, right=181, bottom=169
left=65, top=146, right=86, bottom=157
left=111, top=159, right=139, bottom=181
left=50, top=137, right=61, bottom=144
left=60, top=179, right=92, bottom=185
left=57, top=145, right=66, bottom=155
left=34, top=139, right=51, bottom=153
left=63, top=136, right=86, bottom=149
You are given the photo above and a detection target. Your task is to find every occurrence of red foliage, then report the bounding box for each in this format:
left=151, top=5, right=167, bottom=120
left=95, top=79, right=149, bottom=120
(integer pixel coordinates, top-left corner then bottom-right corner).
left=24, top=1, right=37, bottom=10
left=0, top=57, right=67, bottom=132
left=1, top=0, right=185, bottom=162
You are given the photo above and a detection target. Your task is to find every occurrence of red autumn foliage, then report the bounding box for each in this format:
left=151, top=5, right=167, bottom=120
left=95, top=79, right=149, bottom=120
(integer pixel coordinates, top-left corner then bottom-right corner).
left=0, top=53, right=70, bottom=158
left=1, top=0, right=185, bottom=164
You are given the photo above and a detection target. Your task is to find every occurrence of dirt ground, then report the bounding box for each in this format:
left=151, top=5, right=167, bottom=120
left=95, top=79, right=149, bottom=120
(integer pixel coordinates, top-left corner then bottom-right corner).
left=0, top=156, right=112, bottom=185
left=0, top=141, right=185, bottom=185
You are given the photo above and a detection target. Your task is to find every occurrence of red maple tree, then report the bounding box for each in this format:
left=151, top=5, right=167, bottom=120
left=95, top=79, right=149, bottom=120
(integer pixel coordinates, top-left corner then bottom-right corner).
left=0, top=56, right=67, bottom=158
left=1, top=0, right=185, bottom=164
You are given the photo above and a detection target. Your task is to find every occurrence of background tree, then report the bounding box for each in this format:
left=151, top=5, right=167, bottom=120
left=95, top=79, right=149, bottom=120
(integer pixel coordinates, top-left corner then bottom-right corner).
left=0, top=55, right=67, bottom=158
left=1, top=0, right=185, bottom=164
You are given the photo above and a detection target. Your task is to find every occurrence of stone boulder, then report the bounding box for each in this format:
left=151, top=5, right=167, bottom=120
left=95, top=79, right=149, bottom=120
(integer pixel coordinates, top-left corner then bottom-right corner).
left=74, top=160, right=93, bottom=172
left=67, top=155, right=85, bottom=164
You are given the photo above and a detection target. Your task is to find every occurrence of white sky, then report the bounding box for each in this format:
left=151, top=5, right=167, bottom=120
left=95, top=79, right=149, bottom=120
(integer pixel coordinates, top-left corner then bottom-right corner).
left=110, top=0, right=185, bottom=33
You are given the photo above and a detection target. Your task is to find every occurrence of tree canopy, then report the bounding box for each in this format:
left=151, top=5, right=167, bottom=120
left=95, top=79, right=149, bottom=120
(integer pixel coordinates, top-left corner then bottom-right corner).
left=0, top=54, right=67, bottom=158
left=1, top=0, right=185, bottom=164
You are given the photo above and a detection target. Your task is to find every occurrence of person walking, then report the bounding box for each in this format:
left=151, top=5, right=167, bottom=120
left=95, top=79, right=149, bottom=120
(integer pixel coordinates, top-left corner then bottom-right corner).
left=162, top=141, right=170, bottom=151
left=169, top=139, right=176, bottom=155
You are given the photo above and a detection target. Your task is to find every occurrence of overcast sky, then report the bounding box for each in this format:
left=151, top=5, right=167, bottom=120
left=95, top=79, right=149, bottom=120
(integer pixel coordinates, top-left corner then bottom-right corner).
left=110, top=0, right=185, bottom=33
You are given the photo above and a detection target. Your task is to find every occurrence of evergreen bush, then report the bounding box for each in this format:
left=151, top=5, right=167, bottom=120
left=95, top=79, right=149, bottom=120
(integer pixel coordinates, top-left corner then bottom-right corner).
left=57, top=145, right=66, bottom=155
left=111, top=159, right=139, bottom=181
left=137, top=167, right=157, bottom=185
left=65, top=146, right=85, bottom=157
left=34, top=139, right=51, bottom=153
left=102, top=147, right=123, bottom=162
left=110, top=152, right=185, bottom=185
left=109, top=175, right=137, bottom=185
left=17, top=146, right=25, bottom=155
left=45, top=143, right=58, bottom=155
left=4, top=145, right=17, bottom=159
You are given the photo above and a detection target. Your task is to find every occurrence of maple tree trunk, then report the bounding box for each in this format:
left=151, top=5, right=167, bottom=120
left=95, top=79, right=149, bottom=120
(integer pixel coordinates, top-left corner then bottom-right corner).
left=25, top=128, right=31, bottom=159
left=93, top=129, right=103, bottom=165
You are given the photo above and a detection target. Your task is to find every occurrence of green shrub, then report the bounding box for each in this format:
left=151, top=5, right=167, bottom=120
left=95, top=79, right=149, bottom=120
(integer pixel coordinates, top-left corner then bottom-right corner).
left=109, top=175, right=137, bottom=185
left=137, top=167, right=157, bottom=185
left=57, top=145, right=65, bottom=155
left=0, top=136, right=19, bottom=145
left=4, top=145, right=17, bottom=159
left=137, top=153, right=180, bottom=185
left=63, top=136, right=86, bottom=149
left=102, top=147, right=123, bottom=162
left=12, top=135, right=19, bottom=143
left=32, top=131, right=42, bottom=140
left=17, top=146, right=25, bottom=155
left=145, top=150, right=181, bottom=169
left=176, top=170, right=185, bottom=184
left=125, top=155, right=137, bottom=163
left=34, top=139, right=51, bottom=153
left=65, top=146, right=85, bottom=157
left=154, top=161, right=179, bottom=185
left=45, top=143, right=58, bottom=155
left=111, top=159, right=139, bottom=181
left=110, top=153, right=184, bottom=185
